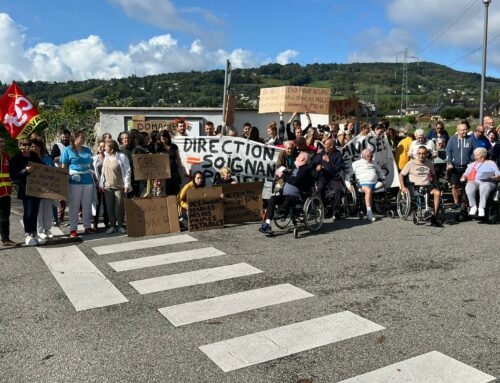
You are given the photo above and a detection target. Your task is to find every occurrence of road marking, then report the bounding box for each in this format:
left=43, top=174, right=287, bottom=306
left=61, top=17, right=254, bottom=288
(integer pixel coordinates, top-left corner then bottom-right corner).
left=93, top=234, right=197, bottom=255
left=37, top=245, right=128, bottom=311
left=337, top=351, right=496, bottom=383
left=158, top=283, right=314, bottom=327
left=199, top=311, right=384, bottom=372
left=130, top=263, right=262, bottom=294
left=109, top=247, right=225, bottom=272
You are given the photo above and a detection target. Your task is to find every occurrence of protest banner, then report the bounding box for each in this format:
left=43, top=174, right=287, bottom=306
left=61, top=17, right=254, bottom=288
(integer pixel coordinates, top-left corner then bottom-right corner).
left=341, top=134, right=400, bottom=188
left=132, top=153, right=171, bottom=180
left=329, top=98, right=358, bottom=118
left=26, top=162, right=69, bottom=200
left=174, top=136, right=281, bottom=199
left=124, top=196, right=180, bottom=237
left=221, top=182, right=263, bottom=224
left=259, top=86, right=331, bottom=115
left=187, top=187, right=224, bottom=232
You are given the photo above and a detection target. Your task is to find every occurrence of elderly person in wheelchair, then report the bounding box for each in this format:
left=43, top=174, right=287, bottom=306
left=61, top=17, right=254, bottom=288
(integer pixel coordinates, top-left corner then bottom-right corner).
left=346, top=149, right=385, bottom=222
left=460, top=147, right=500, bottom=217
left=399, top=145, right=442, bottom=226
left=259, top=151, right=313, bottom=234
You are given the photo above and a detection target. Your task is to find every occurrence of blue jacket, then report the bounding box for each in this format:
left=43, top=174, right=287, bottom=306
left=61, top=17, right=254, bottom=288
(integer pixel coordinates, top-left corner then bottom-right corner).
left=473, top=135, right=492, bottom=151
left=446, top=134, right=476, bottom=168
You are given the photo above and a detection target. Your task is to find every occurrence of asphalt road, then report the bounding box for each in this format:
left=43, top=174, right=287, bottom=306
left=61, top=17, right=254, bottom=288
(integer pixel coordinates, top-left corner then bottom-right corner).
left=0, top=209, right=498, bottom=383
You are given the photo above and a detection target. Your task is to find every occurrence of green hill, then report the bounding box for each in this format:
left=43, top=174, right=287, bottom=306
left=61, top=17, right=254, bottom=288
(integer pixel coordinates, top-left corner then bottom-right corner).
left=1, top=62, right=499, bottom=115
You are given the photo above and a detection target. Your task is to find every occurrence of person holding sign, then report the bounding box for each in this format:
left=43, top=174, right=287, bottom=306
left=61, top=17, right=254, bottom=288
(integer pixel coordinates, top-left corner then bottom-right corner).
left=284, top=112, right=312, bottom=141
left=0, top=137, right=16, bottom=247
left=155, top=130, right=186, bottom=196
left=61, top=131, right=95, bottom=238
left=178, top=171, right=206, bottom=224
left=99, top=140, right=131, bottom=234
left=10, top=138, right=44, bottom=246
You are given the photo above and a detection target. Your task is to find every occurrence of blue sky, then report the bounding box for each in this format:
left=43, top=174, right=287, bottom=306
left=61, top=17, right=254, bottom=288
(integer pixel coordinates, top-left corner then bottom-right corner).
left=0, top=0, right=499, bottom=82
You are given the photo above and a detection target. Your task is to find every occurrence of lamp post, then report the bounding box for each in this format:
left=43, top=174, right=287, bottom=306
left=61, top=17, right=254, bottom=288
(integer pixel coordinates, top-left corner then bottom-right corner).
left=479, top=0, right=491, bottom=125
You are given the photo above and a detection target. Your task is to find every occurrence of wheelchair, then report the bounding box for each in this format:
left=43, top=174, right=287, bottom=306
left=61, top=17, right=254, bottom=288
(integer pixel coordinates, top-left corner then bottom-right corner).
left=455, top=181, right=500, bottom=224
left=349, top=178, right=395, bottom=220
left=273, top=189, right=325, bottom=238
left=397, top=182, right=446, bottom=225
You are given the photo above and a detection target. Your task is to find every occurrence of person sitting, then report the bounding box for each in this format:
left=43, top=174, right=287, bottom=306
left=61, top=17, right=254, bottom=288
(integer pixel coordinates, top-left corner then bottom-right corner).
left=348, top=149, right=385, bottom=222
left=259, top=151, right=312, bottom=234
left=460, top=147, right=500, bottom=217
left=409, top=129, right=437, bottom=160
left=433, top=137, right=448, bottom=181
left=177, top=171, right=205, bottom=223
left=213, top=167, right=237, bottom=185
left=311, top=139, right=344, bottom=217
left=399, top=146, right=442, bottom=226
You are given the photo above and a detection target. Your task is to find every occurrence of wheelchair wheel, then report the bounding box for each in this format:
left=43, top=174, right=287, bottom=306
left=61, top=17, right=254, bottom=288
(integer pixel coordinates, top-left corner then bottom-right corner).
left=488, top=208, right=498, bottom=224
left=273, top=211, right=292, bottom=230
left=303, top=195, right=324, bottom=232
left=397, top=190, right=411, bottom=219
left=343, top=188, right=357, bottom=217
left=293, top=228, right=299, bottom=238
left=387, top=210, right=395, bottom=219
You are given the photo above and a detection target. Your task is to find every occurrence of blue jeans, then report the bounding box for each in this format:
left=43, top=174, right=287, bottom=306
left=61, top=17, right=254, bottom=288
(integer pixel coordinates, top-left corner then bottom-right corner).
left=22, top=196, right=41, bottom=235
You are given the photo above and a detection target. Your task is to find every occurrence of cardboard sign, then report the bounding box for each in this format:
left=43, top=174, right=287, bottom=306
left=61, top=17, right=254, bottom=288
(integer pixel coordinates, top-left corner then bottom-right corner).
left=221, top=182, right=263, bottom=223
left=133, top=119, right=173, bottom=132
left=329, top=98, right=358, bottom=118
left=132, top=153, right=171, bottom=180
left=25, top=162, right=69, bottom=201
left=187, top=187, right=224, bottom=232
left=258, top=86, right=331, bottom=115
left=124, top=196, right=180, bottom=237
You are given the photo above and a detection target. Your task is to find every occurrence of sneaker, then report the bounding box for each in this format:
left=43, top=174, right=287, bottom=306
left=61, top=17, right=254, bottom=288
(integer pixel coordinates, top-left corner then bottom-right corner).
left=366, top=212, right=376, bottom=222
left=36, top=236, right=47, bottom=245
left=469, top=206, right=478, bottom=216
left=38, top=232, right=48, bottom=240
left=106, top=227, right=117, bottom=234
left=258, top=223, right=272, bottom=234
left=25, top=234, right=38, bottom=246
left=2, top=240, right=17, bottom=247
left=117, top=227, right=127, bottom=234
left=84, top=228, right=96, bottom=234
left=70, top=230, right=78, bottom=238
left=45, top=230, right=54, bottom=239
left=478, top=208, right=485, bottom=217
left=451, top=203, right=460, bottom=210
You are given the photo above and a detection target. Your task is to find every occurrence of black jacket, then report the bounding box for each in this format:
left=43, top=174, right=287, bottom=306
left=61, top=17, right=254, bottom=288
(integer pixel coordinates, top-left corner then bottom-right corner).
left=282, top=164, right=313, bottom=193
left=312, top=149, right=344, bottom=179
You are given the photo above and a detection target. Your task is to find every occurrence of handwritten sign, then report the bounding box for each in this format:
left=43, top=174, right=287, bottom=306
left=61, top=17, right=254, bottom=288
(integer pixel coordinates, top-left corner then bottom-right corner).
left=26, top=162, right=69, bottom=200
left=187, top=187, right=224, bottom=232
left=329, top=98, right=358, bottom=118
left=221, top=182, right=263, bottom=223
left=132, top=115, right=173, bottom=132
left=132, top=153, right=171, bottom=180
left=259, top=86, right=331, bottom=115
left=124, top=196, right=180, bottom=237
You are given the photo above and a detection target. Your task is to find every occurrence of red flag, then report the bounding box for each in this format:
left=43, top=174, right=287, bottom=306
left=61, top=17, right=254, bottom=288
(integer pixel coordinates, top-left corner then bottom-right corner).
left=0, top=81, right=45, bottom=139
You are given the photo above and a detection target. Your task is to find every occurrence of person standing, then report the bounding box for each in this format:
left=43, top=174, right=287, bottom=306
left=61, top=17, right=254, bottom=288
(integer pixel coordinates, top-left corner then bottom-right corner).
left=99, top=140, right=131, bottom=234
left=92, top=140, right=109, bottom=230
left=50, top=129, right=71, bottom=224
left=10, top=138, right=45, bottom=246
left=60, top=131, right=95, bottom=238
left=155, top=130, right=186, bottom=196
left=0, top=137, right=16, bottom=247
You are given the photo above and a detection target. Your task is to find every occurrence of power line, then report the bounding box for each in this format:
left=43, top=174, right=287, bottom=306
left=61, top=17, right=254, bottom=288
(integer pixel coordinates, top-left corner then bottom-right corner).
left=417, top=0, right=476, bottom=54
left=448, top=32, right=500, bottom=65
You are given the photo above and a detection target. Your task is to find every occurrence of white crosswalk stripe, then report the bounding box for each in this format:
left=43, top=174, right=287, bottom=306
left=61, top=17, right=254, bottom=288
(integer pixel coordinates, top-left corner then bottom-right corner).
left=109, top=247, right=225, bottom=272
left=37, top=245, right=128, bottom=311
left=158, top=283, right=314, bottom=327
left=337, top=351, right=496, bottom=383
left=92, top=234, right=197, bottom=255
left=130, top=263, right=262, bottom=294
left=199, top=311, right=385, bottom=372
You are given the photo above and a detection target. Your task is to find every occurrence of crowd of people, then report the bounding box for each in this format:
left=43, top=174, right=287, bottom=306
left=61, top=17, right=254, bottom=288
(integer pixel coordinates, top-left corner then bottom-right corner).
left=0, top=114, right=499, bottom=246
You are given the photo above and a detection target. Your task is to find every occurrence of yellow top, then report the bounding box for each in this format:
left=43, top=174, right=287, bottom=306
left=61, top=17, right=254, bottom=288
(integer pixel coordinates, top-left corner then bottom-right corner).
left=395, top=136, right=414, bottom=171
left=177, top=181, right=195, bottom=210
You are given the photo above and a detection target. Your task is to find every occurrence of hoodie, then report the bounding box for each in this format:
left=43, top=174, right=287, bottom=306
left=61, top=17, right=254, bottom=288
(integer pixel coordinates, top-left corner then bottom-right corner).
left=445, top=134, right=476, bottom=168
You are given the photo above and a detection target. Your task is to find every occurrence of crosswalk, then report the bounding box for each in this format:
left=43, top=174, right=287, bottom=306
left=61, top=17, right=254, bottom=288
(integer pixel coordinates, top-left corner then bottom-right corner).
left=34, top=232, right=497, bottom=382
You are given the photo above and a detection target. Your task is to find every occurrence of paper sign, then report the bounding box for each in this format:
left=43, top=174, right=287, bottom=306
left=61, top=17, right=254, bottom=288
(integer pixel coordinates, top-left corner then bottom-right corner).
left=259, top=86, right=331, bottom=115
left=329, top=98, right=358, bottom=118
left=133, top=119, right=172, bottom=132
left=124, top=196, right=180, bottom=237
left=187, top=187, right=224, bottom=231
left=25, top=162, right=69, bottom=201
left=221, top=182, right=263, bottom=223
left=132, top=153, right=171, bottom=180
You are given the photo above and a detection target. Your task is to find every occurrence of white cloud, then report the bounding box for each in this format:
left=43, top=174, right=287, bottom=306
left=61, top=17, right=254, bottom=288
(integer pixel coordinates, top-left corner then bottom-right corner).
left=0, top=12, right=262, bottom=82
left=276, top=49, right=299, bottom=65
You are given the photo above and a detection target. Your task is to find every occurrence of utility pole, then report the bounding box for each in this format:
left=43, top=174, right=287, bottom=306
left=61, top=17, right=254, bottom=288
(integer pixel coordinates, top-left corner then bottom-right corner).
left=479, top=0, right=491, bottom=125
left=221, top=59, right=231, bottom=131
left=396, top=48, right=418, bottom=117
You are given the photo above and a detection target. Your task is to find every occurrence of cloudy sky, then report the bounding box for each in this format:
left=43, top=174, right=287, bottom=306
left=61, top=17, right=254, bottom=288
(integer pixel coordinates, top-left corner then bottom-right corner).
left=0, top=0, right=499, bottom=82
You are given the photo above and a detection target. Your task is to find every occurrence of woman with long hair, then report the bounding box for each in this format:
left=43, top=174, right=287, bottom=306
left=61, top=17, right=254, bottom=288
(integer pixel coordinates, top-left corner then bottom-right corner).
left=60, top=131, right=95, bottom=238
left=155, top=129, right=186, bottom=196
